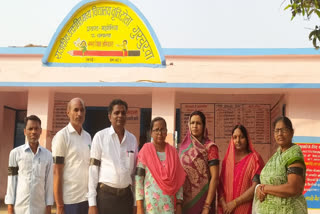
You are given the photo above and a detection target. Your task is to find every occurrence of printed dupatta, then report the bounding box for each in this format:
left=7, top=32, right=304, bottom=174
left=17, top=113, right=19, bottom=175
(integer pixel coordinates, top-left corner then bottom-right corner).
left=179, top=130, right=218, bottom=213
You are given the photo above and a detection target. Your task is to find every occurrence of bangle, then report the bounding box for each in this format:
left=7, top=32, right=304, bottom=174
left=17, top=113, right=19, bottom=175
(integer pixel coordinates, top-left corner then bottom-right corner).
left=260, top=184, right=265, bottom=193
left=203, top=205, right=211, bottom=210
left=176, top=201, right=183, bottom=205
left=233, top=199, right=237, bottom=207
left=203, top=202, right=211, bottom=210
left=57, top=204, right=64, bottom=208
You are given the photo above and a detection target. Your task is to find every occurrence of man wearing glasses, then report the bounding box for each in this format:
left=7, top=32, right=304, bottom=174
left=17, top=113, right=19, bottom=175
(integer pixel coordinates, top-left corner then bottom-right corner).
left=88, top=99, right=138, bottom=214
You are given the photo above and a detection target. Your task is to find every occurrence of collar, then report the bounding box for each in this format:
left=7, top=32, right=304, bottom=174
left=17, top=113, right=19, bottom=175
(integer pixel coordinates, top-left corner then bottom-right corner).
left=109, top=125, right=127, bottom=137
left=24, top=142, right=41, bottom=153
left=67, top=122, right=82, bottom=135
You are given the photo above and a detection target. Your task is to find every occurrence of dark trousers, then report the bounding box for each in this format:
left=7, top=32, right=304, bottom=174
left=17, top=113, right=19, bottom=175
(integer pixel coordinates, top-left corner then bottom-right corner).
left=64, top=201, right=89, bottom=214
left=97, top=183, right=134, bottom=214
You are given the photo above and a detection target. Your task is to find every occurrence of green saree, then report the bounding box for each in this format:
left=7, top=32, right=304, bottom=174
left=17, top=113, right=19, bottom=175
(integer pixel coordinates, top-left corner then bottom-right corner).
left=253, top=144, right=308, bottom=214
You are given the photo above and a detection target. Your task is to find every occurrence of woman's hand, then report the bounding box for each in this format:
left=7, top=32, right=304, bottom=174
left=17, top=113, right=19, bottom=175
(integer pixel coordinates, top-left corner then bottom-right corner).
left=201, top=207, right=210, bottom=214
left=224, top=200, right=237, bottom=214
left=219, top=197, right=228, bottom=213
left=136, top=200, right=145, bottom=214
left=175, top=204, right=182, bottom=214
left=256, top=185, right=266, bottom=202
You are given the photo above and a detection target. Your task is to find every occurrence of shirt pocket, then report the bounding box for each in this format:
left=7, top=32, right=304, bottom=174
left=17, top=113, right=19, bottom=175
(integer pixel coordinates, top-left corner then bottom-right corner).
left=126, top=152, right=135, bottom=172
left=34, top=158, right=47, bottom=178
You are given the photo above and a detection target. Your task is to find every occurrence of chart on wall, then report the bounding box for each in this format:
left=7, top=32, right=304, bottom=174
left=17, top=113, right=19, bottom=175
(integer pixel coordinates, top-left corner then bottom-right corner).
left=180, top=103, right=270, bottom=144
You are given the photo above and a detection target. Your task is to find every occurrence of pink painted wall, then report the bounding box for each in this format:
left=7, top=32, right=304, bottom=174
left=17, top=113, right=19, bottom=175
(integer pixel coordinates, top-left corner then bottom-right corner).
left=0, top=92, right=28, bottom=199
left=286, top=92, right=320, bottom=137
left=1, top=55, right=320, bottom=84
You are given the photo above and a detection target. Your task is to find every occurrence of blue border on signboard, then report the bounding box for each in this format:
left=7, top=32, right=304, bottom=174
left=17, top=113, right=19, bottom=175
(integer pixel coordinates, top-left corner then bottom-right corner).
left=294, top=136, right=320, bottom=144
left=42, top=0, right=166, bottom=67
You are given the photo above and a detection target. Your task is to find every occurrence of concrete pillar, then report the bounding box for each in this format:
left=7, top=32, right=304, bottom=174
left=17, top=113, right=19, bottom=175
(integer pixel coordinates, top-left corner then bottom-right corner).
left=152, top=88, right=176, bottom=146
left=27, top=88, right=54, bottom=150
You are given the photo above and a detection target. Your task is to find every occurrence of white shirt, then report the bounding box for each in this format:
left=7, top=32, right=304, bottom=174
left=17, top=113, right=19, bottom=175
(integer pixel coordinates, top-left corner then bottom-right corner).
left=88, top=126, right=138, bottom=206
left=52, top=123, right=91, bottom=204
left=5, top=143, right=53, bottom=214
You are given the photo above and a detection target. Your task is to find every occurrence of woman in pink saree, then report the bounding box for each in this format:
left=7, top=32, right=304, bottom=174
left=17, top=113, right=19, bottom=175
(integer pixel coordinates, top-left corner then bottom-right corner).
left=179, top=111, right=219, bottom=214
left=218, top=125, right=264, bottom=214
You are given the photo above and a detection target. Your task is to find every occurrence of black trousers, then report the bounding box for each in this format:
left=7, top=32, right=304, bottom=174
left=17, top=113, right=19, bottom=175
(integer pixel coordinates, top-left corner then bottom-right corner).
left=64, top=201, right=89, bottom=214
left=97, top=184, right=133, bottom=214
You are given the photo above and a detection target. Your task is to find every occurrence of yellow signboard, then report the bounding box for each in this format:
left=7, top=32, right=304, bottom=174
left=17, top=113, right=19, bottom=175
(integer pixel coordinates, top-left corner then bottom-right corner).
left=43, top=0, right=165, bottom=66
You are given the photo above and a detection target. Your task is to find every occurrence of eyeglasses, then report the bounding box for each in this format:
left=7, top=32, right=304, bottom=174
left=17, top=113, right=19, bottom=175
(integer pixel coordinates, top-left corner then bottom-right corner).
left=152, top=128, right=167, bottom=134
left=273, top=128, right=290, bottom=135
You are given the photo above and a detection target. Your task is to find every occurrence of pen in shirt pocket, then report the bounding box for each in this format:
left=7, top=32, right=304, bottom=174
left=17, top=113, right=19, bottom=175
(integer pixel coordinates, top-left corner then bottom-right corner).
left=127, top=150, right=134, bottom=157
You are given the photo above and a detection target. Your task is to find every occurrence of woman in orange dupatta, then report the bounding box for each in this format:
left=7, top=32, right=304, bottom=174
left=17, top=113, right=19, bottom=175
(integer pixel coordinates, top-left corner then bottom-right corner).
left=179, top=111, right=219, bottom=214
left=218, top=125, right=264, bottom=214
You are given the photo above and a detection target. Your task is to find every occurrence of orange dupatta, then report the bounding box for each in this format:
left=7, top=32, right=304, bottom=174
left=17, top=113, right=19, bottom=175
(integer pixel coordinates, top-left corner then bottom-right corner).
left=219, top=137, right=264, bottom=214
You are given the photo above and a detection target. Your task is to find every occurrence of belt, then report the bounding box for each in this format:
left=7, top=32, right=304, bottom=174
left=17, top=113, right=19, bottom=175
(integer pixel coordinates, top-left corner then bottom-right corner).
left=98, top=183, right=131, bottom=197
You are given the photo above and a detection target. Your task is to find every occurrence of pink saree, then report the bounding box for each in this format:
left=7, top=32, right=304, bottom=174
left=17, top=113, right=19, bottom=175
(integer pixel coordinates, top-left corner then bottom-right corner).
left=218, top=137, right=264, bottom=214
left=179, top=130, right=219, bottom=214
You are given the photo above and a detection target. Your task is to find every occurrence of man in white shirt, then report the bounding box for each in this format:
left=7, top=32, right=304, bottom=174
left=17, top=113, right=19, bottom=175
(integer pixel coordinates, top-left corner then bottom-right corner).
left=52, top=97, right=91, bottom=214
left=5, top=115, right=53, bottom=214
left=88, top=99, right=138, bottom=214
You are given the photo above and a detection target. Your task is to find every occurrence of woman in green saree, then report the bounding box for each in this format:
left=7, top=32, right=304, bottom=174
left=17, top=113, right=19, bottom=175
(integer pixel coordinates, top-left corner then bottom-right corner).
left=253, top=116, right=307, bottom=214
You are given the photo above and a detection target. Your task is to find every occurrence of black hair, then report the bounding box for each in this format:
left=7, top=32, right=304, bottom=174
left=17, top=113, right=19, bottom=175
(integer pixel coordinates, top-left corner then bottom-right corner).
left=189, top=111, right=206, bottom=127
left=108, top=99, right=128, bottom=114
left=24, top=115, right=41, bottom=128
left=150, top=117, right=167, bottom=131
left=273, top=116, right=294, bottom=131
left=232, top=124, right=250, bottom=151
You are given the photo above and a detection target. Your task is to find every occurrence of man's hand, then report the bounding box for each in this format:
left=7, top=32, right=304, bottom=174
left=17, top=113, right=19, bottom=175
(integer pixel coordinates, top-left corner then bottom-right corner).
left=56, top=205, right=65, bottom=214
left=7, top=204, right=14, bottom=214
left=45, top=206, right=51, bottom=214
left=88, top=206, right=99, bottom=214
